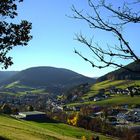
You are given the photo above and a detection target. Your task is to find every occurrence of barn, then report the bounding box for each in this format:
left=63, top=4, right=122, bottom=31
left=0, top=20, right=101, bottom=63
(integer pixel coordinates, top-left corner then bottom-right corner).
left=18, top=111, right=46, bottom=120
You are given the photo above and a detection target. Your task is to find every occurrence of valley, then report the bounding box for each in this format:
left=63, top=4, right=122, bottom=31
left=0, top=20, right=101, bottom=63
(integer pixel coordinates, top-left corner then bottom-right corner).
left=0, top=65, right=140, bottom=140
left=1, top=0, right=140, bottom=139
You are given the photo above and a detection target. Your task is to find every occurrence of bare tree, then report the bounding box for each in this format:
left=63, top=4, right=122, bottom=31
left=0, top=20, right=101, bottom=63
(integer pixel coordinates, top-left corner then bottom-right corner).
left=0, top=0, right=32, bottom=69
left=72, top=0, right=140, bottom=72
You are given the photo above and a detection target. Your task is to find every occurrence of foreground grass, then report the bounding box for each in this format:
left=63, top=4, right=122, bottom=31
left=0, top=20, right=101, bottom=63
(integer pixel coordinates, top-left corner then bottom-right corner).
left=0, top=115, right=114, bottom=140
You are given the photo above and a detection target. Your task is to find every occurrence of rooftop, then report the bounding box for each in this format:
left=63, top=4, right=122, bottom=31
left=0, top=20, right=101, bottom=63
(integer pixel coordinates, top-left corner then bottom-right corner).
left=19, top=111, right=46, bottom=116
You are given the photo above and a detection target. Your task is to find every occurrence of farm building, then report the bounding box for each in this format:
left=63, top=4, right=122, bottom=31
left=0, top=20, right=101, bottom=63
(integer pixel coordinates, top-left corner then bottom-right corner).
left=18, top=111, right=46, bottom=120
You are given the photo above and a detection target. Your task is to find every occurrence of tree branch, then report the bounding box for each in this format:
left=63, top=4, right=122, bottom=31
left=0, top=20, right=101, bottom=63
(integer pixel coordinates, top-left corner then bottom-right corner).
left=71, top=0, right=140, bottom=72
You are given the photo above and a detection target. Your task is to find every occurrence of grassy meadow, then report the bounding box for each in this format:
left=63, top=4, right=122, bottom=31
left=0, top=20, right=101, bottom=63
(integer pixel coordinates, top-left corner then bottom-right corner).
left=0, top=115, right=114, bottom=140
left=68, top=96, right=140, bottom=106
left=84, top=80, right=140, bottom=98
left=1, top=81, right=48, bottom=96
left=68, top=80, right=140, bottom=106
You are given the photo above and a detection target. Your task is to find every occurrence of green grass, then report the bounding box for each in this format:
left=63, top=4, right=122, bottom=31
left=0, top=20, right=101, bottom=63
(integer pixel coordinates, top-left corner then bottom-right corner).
left=5, top=81, right=20, bottom=88
left=94, top=96, right=140, bottom=106
left=94, top=80, right=140, bottom=90
left=0, top=91, right=14, bottom=95
left=68, top=80, right=140, bottom=106
left=5, top=81, right=33, bottom=89
left=0, top=115, right=114, bottom=140
left=68, top=96, right=140, bottom=107
left=3, top=81, right=47, bottom=96
left=17, top=89, right=47, bottom=96
left=82, top=80, right=140, bottom=99
left=30, top=89, right=46, bottom=94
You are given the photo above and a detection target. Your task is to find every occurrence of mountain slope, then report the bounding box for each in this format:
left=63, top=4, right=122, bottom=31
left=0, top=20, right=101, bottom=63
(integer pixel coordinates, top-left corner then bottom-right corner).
left=66, top=80, right=140, bottom=106
left=0, top=71, right=18, bottom=83
left=0, top=67, right=95, bottom=93
left=97, top=61, right=140, bottom=82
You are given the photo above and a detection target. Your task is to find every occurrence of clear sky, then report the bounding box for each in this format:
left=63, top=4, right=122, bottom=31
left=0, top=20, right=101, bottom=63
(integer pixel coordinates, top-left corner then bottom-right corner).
left=3, top=0, right=140, bottom=77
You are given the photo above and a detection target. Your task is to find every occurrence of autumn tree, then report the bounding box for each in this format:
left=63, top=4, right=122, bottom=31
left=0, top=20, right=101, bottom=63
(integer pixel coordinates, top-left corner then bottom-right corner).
left=0, top=0, right=32, bottom=69
left=72, top=0, right=140, bottom=72
left=67, top=113, right=79, bottom=126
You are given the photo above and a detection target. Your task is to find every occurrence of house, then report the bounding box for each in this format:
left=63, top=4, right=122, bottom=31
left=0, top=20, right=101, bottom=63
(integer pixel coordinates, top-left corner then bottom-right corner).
left=94, top=97, right=102, bottom=102
left=72, top=95, right=78, bottom=101
left=18, top=111, right=46, bottom=120
left=52, top=105, right=63, bottom=112
left=106, top=116, right=118, bottom=125
left=126, top=109, right=140, bottom=122
left=94, top=97, right=100, bottom=102
left=73, top=106, right=81, bottom=111
left=91, top=111, right=103, bottom=118
left=117, top=113, right=129, bottom=124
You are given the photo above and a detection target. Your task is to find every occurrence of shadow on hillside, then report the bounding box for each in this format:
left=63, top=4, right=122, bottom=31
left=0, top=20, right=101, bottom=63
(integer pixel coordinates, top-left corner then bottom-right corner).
left=30, top=117, right=59, bottom=124
left=0, top=136, right=10, bottom=140
left=11, top=114, right=59, bottom=124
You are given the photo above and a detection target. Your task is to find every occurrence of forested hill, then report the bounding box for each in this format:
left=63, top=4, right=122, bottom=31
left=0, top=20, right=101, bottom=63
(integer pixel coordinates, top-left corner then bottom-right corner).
left=97, top=61, right=140, bottom=82
left=0, top=71, right=18, bottom=83
left=0, top=67, right=95, bottom=93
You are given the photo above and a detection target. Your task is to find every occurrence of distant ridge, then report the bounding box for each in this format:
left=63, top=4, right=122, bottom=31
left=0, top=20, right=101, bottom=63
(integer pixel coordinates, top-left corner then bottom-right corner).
left=0, top=66, right=95, bottom=93
left=97, top=61, right=140, bottom=82
left=0, top=71, right=18, bottom=83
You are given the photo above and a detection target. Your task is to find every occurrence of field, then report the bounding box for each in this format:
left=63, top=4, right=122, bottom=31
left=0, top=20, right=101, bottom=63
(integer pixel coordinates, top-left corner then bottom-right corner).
left=83, top=80, right=140, bottom=98
left=1, top=81, right=47, bottom=96
left=0, top=115, right=114, bottom=140
left=68, top=96, right=140, bottom=106
left=68, top=80, right=140, bottom=106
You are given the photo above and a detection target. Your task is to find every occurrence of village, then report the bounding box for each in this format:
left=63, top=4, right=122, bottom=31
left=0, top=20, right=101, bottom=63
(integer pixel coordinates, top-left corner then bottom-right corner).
left=0, top=85, right=140, bottom=126
left=0, top=83, right=139, bottom=139
left=0, top=83, right=140, bottom=139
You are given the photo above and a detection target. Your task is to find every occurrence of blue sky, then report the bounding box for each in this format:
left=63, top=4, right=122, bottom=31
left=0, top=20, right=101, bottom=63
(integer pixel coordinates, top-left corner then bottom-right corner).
left=3, top=0, right=140, bottom=77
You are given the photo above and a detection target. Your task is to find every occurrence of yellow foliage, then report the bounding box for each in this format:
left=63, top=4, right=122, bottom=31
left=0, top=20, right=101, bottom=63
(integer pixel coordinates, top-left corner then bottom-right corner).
left=82, top=136, right=86, bottom=140
left=67, top=113, right=79, bottom=126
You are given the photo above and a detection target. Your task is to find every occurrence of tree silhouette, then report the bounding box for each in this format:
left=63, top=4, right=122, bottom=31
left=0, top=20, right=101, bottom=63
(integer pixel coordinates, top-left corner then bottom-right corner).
left=27, top=105, right=34, bottom=111
left=72, top=0, right=140, bottom=72
left=0, top=0, right=32, bottom=69
left=1, top=103, right=12, bottom=114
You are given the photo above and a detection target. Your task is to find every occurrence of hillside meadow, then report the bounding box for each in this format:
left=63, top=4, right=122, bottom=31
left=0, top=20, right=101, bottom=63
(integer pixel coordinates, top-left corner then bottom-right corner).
left=68, top=80, right=140, bottom=106
left=84, top=80, right=140, bottom=97
left=0, top=115, right=114, bottom=140
left=68, top=96, right=140, bottom=106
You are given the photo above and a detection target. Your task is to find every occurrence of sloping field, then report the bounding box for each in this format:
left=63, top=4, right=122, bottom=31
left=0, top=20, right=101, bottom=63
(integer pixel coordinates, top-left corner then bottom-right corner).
left=83, top=80, right=140, bottom=99
left=0, top=115, right=113, bottom=140
left=68, top=80, right=140, bottom=106
left=68, top=96, right=140, bottom=106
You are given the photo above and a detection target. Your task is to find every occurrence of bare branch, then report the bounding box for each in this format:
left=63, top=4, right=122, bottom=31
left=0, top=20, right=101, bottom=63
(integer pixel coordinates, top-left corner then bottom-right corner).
left=71, top=0, right=140, bottom=72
